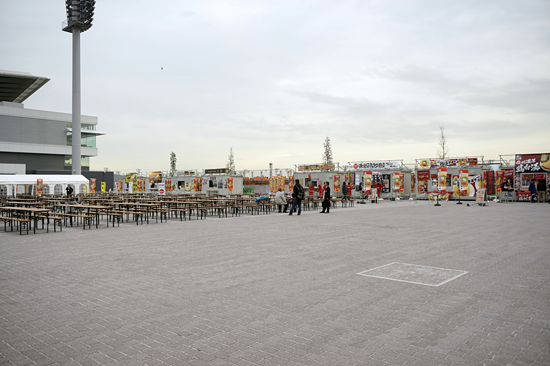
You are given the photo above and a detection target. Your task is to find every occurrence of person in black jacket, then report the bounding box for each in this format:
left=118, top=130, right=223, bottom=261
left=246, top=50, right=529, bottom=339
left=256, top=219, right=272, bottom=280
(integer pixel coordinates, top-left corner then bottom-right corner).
left=320, top=181, right=331, bottom=213
left=537, top=179, right=547, bottom=203
left=289, top=179, right=304, bottom=215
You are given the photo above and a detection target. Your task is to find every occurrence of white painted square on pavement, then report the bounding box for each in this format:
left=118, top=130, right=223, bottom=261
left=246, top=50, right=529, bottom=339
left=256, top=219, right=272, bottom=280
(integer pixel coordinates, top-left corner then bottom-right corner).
left=357, top=262, right=468, bottom=287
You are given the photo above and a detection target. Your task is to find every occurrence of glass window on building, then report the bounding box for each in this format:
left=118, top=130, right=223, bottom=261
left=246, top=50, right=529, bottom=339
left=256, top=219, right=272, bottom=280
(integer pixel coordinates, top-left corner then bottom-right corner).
left=65, top=156, right=90, bottom=168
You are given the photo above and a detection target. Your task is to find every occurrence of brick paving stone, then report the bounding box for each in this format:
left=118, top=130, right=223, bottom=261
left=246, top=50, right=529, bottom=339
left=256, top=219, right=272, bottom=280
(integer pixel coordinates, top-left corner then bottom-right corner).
left=0, top=201, right=548, bottom=365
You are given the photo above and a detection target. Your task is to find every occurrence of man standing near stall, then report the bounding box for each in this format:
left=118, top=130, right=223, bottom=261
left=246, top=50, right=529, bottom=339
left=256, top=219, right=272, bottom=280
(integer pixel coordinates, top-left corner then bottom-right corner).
left=320, top=181, right=331, bottom=213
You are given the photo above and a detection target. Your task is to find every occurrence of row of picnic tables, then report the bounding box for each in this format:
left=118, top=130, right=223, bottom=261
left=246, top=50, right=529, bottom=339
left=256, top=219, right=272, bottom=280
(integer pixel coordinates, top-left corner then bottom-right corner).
left=0, top=194, right=355, bottom=234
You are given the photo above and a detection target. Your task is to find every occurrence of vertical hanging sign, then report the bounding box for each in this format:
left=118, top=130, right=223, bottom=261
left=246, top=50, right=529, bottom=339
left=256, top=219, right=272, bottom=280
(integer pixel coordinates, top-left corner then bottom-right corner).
left=36, top=179, right=43, bottom=196
left=334, top=174, right=341, bottom=193
left=363, top=171, right=372, bottom=193
left=495, top=170, right=503, bottom=194
left=165, top=179, right=172, bottom=192
left=101, top=182, right=106, bottom=194
left=459, top=169, right=469, bottom=195
left=437, top=168, right=447, bottom=193
left=228, top=177, right=234, bottom=192
left=90, top=178, right=97, bottom=193
left=392, top=172, right=404, bottom=193
left=288, top=176, right=294, bottom=192
left=411, top=172, right=415, bottom=193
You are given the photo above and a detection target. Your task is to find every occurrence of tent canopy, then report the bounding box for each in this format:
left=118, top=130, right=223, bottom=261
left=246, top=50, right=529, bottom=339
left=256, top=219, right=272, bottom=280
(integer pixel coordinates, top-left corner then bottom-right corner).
left=0, top=174, right=89, bottom=186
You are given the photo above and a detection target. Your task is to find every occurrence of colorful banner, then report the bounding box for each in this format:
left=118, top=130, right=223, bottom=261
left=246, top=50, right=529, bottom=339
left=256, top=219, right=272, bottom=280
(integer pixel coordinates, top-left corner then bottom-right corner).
left=437, top=168, right=447, bottom=193
left=101, top=182, right=106, bottom=194
left=428, top=157, right=479, bottom=168
left=411, top=173, right=415, bottom=193
left=165, top=179, right=172, bottom=192
left=418, top=181, right=428, bottom=194
left=116, top=181, right=122, bottom=192
left=228, top=177, right=234, bottom=192
left=363, top=171, right=372, bottom=193
left=459, top=169, right=469, bottom=195
left=279, top=176, right=284, bottom=191
left=270, top=177, right=276, bottom=193
left=392, top=172, right=404, bottom=193
left=288, top=176, right=294, bottom=192
left=334, top=174, right=341, bottom=193
left=485, top=171, right=496, bottom=195
left=36, top=179, right=43, bottom=196
left=515, top=153, right=550, bottom=173
left=496, top=170, right=504, bottom=194
left=193, top=178, right=199, bottom=192
left=90, top=178, right=97, bottom=193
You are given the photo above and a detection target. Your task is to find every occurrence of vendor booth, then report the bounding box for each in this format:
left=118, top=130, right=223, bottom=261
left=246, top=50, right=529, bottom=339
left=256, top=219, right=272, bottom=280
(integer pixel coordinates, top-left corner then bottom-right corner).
left=415, top=157, right=484, bottom=201
left=348, top=160, right=413, bottom=200
left=175, top=175, right=243, bottom=196
left=514, top=153, right=550, bottom=202
left=0, top=175, right=90, bottom=197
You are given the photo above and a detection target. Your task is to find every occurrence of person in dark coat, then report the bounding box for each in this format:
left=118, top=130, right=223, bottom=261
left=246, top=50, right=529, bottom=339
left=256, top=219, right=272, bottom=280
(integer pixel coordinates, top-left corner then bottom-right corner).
left=536, top=179, right=547, bottom=203
left=528, top=179, right=537, bottom=202
left=342, top=181, right=348, bottom=199
left=289, top=179, right=304, bottom=215
left=320, top=181, right=331, bottom=213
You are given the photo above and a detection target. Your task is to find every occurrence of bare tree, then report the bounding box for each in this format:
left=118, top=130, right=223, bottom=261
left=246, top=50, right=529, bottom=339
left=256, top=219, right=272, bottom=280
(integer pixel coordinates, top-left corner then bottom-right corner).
left=169, top=152, right=177, bottom=177
left=437, top=126, right=448, bottom=159
left=322, top=136, right=334, bottom=167
left=226, top=147, right=236, bottom=174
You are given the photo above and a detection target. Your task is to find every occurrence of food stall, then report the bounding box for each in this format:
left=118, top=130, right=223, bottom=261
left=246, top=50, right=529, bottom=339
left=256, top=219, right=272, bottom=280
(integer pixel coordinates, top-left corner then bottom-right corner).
left=348, top=160, right=413, bottom=200
left=415, top=157, right=485, bottom=201
left=174, top=170, right=243, bottom=196
left=514, top=153, right=550, bottom=202
left=293, top=163, right=342, bottom=197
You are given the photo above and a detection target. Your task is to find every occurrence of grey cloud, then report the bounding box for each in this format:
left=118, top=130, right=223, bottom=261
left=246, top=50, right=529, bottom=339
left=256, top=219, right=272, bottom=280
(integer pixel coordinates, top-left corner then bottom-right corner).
left=292, top=91, right=385, bottom=116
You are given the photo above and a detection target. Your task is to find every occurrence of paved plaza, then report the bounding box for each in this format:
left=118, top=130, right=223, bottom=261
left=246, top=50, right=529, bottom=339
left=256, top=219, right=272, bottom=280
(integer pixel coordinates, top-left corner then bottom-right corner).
left=1, top=201, right=549, bottom=365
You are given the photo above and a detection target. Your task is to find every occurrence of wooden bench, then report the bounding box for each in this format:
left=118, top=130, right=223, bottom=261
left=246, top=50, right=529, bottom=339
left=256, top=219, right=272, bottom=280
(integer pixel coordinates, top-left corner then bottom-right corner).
left=0, top=216, right=31, bottom=235
left=36, top=215, right=64, bottom=233
left=169, top=208, right=190, bottom=221
left=56, top=213, right=94, bottom=229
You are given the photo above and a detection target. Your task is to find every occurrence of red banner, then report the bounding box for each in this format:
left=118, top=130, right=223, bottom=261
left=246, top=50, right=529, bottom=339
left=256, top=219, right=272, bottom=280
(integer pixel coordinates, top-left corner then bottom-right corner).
left=90, top=178, right=96, bottom=193
left=288, top=176, right=294, bottom=192
left=411, top=172, right=415, bottom=193
left=228, top=177, right=234, bottom=192
left=165, top=179, right=172, bottom=192
left=392, top=172, right=404, bottom=193
left=496, top=171, right=504, bottom=194
left=334, top=174, right=341, bottom=193
left=36, top=179, right=43, bottom=196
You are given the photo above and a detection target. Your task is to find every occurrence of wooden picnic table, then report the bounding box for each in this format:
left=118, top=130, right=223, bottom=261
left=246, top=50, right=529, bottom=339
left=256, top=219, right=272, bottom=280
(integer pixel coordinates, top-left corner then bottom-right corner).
left=0, top=206, right=51, bottom=234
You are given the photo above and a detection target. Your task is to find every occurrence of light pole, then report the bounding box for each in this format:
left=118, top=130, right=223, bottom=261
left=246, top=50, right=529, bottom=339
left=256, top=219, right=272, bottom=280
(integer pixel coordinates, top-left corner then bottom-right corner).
left=62, top=1, right=95, bottom=175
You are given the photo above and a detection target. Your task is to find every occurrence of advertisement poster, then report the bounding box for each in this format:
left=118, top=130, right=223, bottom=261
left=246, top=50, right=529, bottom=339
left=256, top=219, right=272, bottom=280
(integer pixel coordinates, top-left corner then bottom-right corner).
left=228, top=177, right=234, bottom=192
left=411, top=172, right=415, bottom=193
left=149, top=171, right=163, bottom=185
left=485, top=171, right=496, bottom=195
left=459, top=169, right=469, bottom=195
left=515, top=153, right=550, bottom=173
left=392, top=172, right=404, bottom=193
left=352, top=161, right=400, bottom=170
left=165, top=179, right=171, bottom=192
left=101, top=182, right=106, bottom=194
left=36, top=179, right=43, bottom=196
left=90, top=178, right=97, bottom=193
left=417, top=170, right=430, bottom=182
left=116, top=181, right=122, bottom=192
left=363, top=171, right=372, bottom=193
left=288, top=176, right=294, bottom=192
left=418, top=181, right=427, bottom=194
left=279, top=176, right=284, bottom=191
left=437, top=168, right=447, bottom=193
left=334, top=174, right=341, bottom=193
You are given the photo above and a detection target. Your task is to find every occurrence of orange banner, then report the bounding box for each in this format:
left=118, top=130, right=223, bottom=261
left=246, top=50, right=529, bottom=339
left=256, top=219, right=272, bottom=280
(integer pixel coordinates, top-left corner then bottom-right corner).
left=90, top=178, right=96, bottom=193
left=288, top=176, right=294, bottom=192
left=228, top=177, right=234, bottom=192
left=165, top=179, right=172, bottom=192
left=438, top=168, right=447, bottom=193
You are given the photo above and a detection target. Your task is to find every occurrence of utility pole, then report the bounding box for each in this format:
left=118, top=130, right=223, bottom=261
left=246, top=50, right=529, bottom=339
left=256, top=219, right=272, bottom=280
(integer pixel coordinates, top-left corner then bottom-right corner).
left=62, top=1, right=95, bottom=175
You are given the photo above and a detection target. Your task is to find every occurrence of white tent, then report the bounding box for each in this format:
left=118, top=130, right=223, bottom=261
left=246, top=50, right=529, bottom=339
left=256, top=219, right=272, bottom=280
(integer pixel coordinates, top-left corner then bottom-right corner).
left=0, top=175, right=89, bottom=196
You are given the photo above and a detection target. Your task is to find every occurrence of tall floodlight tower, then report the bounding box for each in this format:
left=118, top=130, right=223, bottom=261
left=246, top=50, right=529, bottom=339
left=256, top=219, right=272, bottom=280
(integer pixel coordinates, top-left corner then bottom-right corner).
left=62, top=0, right=95, bottom=175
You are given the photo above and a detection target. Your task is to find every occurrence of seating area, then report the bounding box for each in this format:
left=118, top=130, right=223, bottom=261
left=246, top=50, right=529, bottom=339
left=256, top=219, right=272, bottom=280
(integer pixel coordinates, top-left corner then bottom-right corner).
left=0, top=193, right=356, bottom=234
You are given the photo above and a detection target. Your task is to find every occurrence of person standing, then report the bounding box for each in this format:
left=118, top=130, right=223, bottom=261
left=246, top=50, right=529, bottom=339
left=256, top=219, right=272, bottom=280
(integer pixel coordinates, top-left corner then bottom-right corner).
left=309, top=182, right=315, bottom=196
left=528, top=179, right=537, bottom=202
left=347, top=182, right=353, bottom=199
left=289, top=179, right=304, bottom=215
left=537, top=178, right=547, bottom=203
left=317, top=182, right=325, bottom=198
left=320, top=181, right=331, bottom=213
left=342, top=181, right=348, bottom=200
left=275, top=188, right=288, bottom=213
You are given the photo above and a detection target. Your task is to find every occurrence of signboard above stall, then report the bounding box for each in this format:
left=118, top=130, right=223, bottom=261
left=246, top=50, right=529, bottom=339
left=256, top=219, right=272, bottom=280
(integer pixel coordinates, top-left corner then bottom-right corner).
left=515, top=153, right=550, bottom=173
left=297, top=164, right=335, bottom=171
left=351, top=161, right=400, bottom=170
left=205, top=168, right=229, bottom=174
left=417, top=157, right=479, bottom=169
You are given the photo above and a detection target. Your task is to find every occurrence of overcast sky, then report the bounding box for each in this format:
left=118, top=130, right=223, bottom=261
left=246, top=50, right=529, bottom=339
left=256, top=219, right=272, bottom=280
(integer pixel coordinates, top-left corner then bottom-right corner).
left=2, top=0, right=549, bottom=173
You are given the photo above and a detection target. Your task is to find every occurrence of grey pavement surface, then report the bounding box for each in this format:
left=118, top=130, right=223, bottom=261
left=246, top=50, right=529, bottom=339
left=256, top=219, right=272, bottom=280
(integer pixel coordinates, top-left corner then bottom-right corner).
left=1, top=200, right=549, bottom=365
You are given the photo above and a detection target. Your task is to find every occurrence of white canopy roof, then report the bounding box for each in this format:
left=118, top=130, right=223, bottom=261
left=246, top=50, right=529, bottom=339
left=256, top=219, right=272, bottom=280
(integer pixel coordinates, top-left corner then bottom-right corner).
left=0, top=174, right=89, bottom=185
